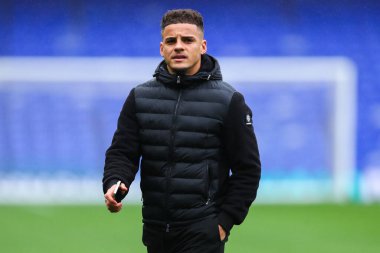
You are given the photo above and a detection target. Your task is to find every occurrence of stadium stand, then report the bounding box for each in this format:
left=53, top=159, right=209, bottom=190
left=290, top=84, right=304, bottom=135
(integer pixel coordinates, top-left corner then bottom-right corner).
left=0, top=0, right=379, bottom=201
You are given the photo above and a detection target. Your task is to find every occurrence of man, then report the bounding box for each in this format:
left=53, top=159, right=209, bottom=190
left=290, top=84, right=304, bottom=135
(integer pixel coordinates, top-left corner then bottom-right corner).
left=103, top=9, right=261, bottom=253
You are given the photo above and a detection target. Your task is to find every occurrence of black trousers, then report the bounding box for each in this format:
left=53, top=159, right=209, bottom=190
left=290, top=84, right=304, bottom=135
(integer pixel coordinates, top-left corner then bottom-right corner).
left=142, top=216, right=226, bottom=253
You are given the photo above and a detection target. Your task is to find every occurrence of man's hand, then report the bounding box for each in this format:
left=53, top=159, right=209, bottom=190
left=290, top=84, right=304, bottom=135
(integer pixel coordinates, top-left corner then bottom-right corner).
left=218, top=225, right=226, bottom=241
left=104, top=183, right=128, bottom=213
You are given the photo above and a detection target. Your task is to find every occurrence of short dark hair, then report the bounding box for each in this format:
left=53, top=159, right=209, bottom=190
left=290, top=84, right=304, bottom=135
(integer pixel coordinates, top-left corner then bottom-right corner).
left=161, top=9, right=204, bottom=33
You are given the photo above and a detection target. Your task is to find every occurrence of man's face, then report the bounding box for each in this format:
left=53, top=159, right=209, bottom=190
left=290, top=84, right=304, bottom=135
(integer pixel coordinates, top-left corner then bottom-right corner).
left=160, top=23, right=207, bottom=76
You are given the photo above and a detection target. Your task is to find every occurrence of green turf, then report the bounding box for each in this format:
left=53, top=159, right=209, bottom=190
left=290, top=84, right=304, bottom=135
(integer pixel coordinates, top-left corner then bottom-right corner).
left=1, top=204, right=379, bottom=253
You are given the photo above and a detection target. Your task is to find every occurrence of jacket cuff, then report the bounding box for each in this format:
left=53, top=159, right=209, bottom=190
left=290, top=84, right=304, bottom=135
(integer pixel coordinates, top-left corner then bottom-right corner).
left=218, top=212, right=235, bottom=234
left=103, top=179, right=119, bottom=194
left=103, top=179, right=130, bottom=194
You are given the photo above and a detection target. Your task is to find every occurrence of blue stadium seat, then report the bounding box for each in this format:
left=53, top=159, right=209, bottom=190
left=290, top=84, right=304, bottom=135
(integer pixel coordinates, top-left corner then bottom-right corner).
left=1, top=0, right=380, bottom=177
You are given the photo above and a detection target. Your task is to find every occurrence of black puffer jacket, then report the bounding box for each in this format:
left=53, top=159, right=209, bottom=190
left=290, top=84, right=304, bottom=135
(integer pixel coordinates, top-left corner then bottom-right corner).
left=103, top=54, right=261, bottom=233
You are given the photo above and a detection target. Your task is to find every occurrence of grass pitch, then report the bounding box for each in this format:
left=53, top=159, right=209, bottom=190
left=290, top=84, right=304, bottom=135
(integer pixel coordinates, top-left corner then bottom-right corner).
left=1, top=204, right=379, bottom=253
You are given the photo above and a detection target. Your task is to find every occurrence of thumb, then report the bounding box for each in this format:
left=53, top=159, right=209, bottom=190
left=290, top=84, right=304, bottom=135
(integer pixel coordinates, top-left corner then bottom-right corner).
left=120, top=183, right=128, bottom=193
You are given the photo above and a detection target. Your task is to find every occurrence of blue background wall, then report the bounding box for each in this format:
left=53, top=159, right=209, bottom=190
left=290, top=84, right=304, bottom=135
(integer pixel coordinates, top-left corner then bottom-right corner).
left=0, top=0, right=379, bottom=191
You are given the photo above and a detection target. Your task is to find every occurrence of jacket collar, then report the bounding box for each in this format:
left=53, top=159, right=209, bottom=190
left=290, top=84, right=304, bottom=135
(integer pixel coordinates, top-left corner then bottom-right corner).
left=153, top=54, right=223, bottom=87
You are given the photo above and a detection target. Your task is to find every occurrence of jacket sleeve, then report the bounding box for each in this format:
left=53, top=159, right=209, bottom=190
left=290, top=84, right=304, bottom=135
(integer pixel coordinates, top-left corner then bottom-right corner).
left=102, top=88, right=141, bottom=197
left=218, top=91, right=261, bottom=234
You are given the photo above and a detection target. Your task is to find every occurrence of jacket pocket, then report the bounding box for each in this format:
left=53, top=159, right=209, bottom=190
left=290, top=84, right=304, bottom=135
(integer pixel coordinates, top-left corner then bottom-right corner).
left=204, top=163, right=211, bottom=204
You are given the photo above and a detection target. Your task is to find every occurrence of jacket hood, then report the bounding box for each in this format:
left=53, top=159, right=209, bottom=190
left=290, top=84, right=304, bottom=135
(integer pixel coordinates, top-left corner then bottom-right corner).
left=153, top=54, right=223, bottom=86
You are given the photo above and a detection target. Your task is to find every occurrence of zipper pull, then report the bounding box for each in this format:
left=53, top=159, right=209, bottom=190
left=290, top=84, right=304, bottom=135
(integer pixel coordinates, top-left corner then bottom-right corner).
left=166, top=224, right=170, bottom=232
left=177, top=76, right=181, bottom=84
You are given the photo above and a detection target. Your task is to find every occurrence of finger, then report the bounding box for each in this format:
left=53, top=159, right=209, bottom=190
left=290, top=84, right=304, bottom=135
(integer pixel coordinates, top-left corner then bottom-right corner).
left=106, top=200, right=121, bottom=209
left=104, top=193, right=118, bottom=206
left=108, top=203, right=122, bottom=213
left=218, top=225, right=226, bottom=241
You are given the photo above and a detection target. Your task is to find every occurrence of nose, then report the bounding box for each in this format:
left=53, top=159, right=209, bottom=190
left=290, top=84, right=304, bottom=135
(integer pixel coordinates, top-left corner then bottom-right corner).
left=174, top=39, right=184, bottom=51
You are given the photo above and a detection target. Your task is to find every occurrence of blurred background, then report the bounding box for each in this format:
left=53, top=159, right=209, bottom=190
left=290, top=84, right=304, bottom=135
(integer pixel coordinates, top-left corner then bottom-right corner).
left=1, top=0, right=379, bottom=203
left=0, top=1, right=380, bottom=252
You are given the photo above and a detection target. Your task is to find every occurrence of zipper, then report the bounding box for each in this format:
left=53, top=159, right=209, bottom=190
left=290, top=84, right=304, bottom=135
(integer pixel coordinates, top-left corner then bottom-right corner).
left=165, top=85, right=183, bottom=232
left=164, top=164, right=172, bottom=232
left=168, top=88, right=182, bottom=160
left=205, top=163, right=211, bottom=205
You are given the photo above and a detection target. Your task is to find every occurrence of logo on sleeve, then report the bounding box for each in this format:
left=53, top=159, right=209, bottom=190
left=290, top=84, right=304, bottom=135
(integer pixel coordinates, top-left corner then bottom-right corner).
left=245, top=114, right=252, bottom=125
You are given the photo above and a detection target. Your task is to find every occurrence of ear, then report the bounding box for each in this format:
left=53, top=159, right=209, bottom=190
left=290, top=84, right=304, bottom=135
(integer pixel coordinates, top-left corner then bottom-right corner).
left=201, top=39, right=207, bottom=55
left=160, top=42, right=164, bottom=57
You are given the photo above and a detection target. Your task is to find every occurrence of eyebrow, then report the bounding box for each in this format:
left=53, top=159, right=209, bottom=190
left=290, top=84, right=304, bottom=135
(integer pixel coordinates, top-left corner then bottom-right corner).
left=164, top=35, right=197, bottom=41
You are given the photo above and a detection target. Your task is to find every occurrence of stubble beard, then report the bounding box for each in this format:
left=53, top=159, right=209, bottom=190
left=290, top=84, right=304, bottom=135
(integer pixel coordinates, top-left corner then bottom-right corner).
left=167, top=62, right=189, bottom=76
left=168, top=60, right=200, bottom=76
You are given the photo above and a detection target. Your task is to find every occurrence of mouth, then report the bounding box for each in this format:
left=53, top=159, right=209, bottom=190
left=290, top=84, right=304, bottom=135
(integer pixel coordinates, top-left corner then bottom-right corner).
left=172, top=55, right=187, bottom=61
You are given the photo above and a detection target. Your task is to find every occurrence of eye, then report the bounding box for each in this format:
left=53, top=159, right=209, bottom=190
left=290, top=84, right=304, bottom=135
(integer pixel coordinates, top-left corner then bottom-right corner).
left=182, top=37, right=194, bottom=43
left=165, top=38, right=176, bottom=44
